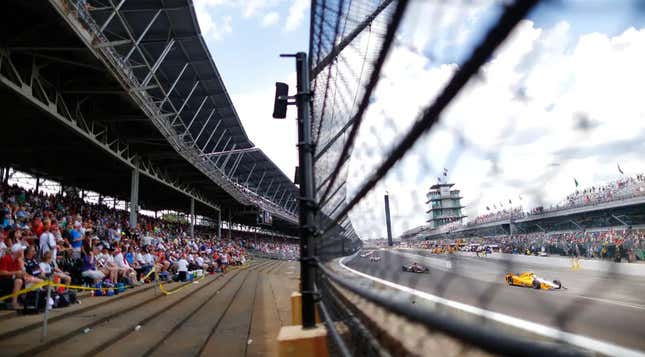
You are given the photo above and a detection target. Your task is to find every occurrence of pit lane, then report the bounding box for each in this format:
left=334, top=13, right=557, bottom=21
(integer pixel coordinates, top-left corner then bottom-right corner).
left=343, top=249, right=645, bottom=354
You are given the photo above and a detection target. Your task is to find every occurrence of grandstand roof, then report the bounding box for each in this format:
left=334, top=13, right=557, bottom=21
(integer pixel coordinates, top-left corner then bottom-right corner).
left=429, top=183, right=455, bottom=189
left=0, top=0, right=297, bottom=233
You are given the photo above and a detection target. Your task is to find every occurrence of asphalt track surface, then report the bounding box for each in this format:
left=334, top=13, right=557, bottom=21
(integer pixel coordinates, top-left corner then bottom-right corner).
left=344, top=249, right=645, bottom=353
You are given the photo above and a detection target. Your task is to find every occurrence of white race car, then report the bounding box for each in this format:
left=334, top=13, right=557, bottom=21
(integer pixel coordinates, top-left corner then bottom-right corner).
left=360, top=251, right=374, bottom=258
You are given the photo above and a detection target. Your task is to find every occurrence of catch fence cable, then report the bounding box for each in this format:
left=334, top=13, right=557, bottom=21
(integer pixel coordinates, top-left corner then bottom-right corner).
left=320, top=0, right=540, bottom=234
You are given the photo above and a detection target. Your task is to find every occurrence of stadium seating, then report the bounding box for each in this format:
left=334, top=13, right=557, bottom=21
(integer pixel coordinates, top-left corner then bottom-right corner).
left=0, top=182, right=298, bottom=311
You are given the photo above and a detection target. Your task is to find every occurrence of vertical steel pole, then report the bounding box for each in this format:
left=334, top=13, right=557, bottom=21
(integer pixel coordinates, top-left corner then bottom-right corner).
left=190, top=198, right=195, bottom=240
left=129, top=160, right=140, bottom=228
left=217, top=209, right=222, bottom=239
left=227, top=209, right=232, bottom=240
left=294, top=52, right=316, bottom=328
left=384, top=193, right=393, bottom=247
left=41, top=283, right=52, bottom=341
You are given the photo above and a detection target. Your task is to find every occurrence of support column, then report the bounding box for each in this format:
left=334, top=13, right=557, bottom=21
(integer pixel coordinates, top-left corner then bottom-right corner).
left=384, top=193, right=393, bottom=247
left=35, top=176, right=41, bottom=193
left=129, top=161, right=140, bottom=228
left=217, top=209, right=222, bottom=239
left=190, top=198, right=195, bottom=240
left=227, top=209, right=232, bottom=240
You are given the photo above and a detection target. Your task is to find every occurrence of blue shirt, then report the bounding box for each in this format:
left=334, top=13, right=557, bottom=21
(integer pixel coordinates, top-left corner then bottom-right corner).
left=125, top=252, right=134, bottom=265
left=70, top=229, right=83, bottom=249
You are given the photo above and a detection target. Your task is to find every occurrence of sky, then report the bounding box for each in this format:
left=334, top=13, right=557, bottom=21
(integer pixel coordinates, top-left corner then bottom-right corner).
left=193, top=1, right=645, bottom=240
left=193, top=0, right=310, bottom=178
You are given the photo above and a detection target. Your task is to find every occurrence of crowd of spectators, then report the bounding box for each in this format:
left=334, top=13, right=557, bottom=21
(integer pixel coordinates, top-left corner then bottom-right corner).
left=468, top=207, right=524, bottom=226
left=552, top=174, right=645, bottom=212
left=466, top=174, right=645, bottom=227
left=485, top=230, right=645, bottom=262
left=411, top=229, right=645, bottom=263
left=244, top=238, right=299, bottom=260
left=0, top=183, right=295, bottom=311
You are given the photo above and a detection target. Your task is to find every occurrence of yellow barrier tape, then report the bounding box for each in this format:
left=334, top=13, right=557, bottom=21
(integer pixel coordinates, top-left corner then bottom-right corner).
left=141, top=266, right=156, bottom=281
left=0, top=281, right=49, bottom=302
left=0, top=277, right=144, bottom=302
left=157, top=273, right=206, bottom=296
left=0, top=264, right=252, bottom=302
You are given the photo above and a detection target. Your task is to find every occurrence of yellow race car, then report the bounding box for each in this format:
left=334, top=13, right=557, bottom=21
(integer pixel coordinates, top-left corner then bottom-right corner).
left=505, top=272, right=563, bottom=290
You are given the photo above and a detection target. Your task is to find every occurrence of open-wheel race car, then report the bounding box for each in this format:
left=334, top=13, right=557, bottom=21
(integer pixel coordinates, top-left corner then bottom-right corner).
left=360, top=251, right=374, bottom=258
left=402, top=262, right=429, bottom=273
left=505, top=272, right=564, bottom=290
left=369, top=255, right=381, bottom=262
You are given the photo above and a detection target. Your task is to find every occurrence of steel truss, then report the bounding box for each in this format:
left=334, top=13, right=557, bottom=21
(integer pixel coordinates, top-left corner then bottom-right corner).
left=0, top=47, right=219, bottom=212
left=47, top=0, right=297, bottom=223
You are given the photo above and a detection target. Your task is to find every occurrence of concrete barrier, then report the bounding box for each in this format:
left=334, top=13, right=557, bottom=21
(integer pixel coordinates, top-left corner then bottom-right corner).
left=457, top=252, right=645, bottom=276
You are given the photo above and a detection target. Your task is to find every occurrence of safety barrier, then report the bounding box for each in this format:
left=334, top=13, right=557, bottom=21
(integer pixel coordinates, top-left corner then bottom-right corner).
left=455, top=251, right=645, bottom=276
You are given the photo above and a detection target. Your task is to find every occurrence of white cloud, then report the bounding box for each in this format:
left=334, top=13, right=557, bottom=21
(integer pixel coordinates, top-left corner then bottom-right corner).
left=195, top=1, right=234, bottom=41
left=261, top=12, right=280, bottom=27
left=345, top=21, right=645, bottom=239
left=285, top=0, right=309, bottom=32
left=242, top=0, right=274, bottom=18
left=231, top=72, right=299, bottom=178
left=194, top=0, right=281, bottom=40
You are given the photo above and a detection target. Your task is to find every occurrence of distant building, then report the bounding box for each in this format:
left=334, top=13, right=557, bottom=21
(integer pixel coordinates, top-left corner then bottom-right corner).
left=426, top=182, right=465, bottom=229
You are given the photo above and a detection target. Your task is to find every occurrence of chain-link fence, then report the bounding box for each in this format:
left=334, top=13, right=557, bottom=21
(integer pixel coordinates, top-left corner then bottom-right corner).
left=308, top=0, right=645, bottom=356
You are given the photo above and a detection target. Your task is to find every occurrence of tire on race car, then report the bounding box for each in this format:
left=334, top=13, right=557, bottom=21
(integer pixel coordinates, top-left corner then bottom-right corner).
left=553, top=280, right=562, bottom=289
left=506, top=276, right=513, bottom=286
left=532, top=279, right=541, bottom=289
left=402, top=266, right=407, bottom=272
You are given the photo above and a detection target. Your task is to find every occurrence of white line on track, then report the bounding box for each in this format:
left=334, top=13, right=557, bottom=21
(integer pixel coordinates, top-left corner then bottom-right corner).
left=339, top=254, right=645, bottom=357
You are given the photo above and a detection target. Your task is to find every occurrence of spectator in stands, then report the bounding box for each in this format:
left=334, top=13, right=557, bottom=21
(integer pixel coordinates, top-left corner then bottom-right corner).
left=81, top=244, right=105, bottom=284
left=195, top=252, right=209, bottom=272
left=175, top=254, right=189, bottom=282
left=142, top=246, right=156, bottom=277
left=23, top=246, right=41, bottom=279
left=69, top=221, right=83, bottom=258
left=97, top=246, right=119, bottom=282
left=40, top=250, right=72, bottom=286
left=0, top=244, right=32, bottom=309
left=0, top=233, right=7, bottom=258
left=113, top=248, right=137, bottom=285
left=39, top=219, right=56, bottom=262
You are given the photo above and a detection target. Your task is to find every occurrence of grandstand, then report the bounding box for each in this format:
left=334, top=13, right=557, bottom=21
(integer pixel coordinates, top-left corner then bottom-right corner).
left=404, top=174, right=645, bottom=242
left=3, top=0, right=645, bottom=356
left=0, top=0, right=298, bottom=233
left=0, top=1, right=306, bottom=355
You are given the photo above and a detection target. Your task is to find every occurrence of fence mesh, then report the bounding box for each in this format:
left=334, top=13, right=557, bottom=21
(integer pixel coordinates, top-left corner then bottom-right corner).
left=310, top=0, right=645, bottom=356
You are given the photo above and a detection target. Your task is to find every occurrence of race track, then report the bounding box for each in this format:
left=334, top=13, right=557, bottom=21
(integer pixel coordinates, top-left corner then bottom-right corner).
left=343, top=249, right=645, bottom=354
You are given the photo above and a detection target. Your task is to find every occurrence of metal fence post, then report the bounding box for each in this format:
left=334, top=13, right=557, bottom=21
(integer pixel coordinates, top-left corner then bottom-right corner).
left=293, top=52, right=317, bottom=328
left=41, top=282, right=52, bottom=341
